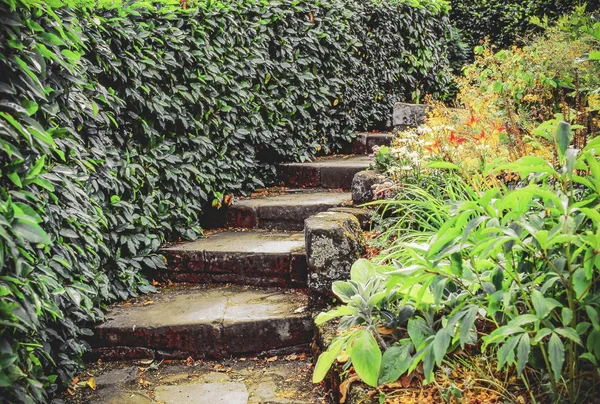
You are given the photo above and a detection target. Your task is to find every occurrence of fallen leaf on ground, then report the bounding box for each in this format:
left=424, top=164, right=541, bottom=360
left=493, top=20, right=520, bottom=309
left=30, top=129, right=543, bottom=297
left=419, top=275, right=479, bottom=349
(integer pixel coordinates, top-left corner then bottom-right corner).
left=143, top=300, right=153, bottom=306
left=87, top=377, right=96, bottom=390
left=71, top=377, right=80, bottom=387
left=284, top=354, right=298, bottom=361
left=185, top=356, right=194, bottom=367
left=266, top=356, right=278, bottom=362
left=377, top=326, right=395, bottom=335
left=139, top=378, right=151, bottom=387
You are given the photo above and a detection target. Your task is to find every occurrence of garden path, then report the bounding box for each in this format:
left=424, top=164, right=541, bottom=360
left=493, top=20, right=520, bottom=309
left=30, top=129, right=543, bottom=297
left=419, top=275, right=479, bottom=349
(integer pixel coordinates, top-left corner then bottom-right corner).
left=67, top=133, right=393, bottom=403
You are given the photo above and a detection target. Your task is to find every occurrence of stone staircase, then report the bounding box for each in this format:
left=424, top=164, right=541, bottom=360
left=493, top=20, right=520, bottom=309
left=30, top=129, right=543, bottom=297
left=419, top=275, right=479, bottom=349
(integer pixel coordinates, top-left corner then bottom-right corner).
left=85, top=132, right=394, bottom=403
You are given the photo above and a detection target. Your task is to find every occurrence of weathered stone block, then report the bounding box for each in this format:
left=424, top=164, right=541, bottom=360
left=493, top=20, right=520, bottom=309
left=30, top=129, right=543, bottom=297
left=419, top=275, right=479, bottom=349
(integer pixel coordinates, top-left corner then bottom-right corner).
left=305, top=212, right=365, bottom=305
left=327, top=207, right=372, bottom=230
left=351, top=170, right=386, bottom=205
left=392, top=102, right=431, bottom=129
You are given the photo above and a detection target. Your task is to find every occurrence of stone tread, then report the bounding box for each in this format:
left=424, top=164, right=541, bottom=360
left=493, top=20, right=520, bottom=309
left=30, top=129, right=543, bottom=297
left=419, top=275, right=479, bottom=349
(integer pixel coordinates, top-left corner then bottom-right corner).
left=91, top=285, right=312, bottom=361
left=283, top=154, right=371, bottom=168
left=163, top=231, right=305, bottom=254
left=226, top=190, right=352, bottom=230
left=160, top=231, right=307, bottom=287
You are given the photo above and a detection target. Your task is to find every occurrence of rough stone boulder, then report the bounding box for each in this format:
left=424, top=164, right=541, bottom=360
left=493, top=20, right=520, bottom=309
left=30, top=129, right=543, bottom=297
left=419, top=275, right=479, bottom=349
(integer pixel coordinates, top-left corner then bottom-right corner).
left=392, top=102, right=431, bottom=129
left=327, top=207, right=371, bottom=230
left=305, top=212, right=365, bottom=306
left=351, top=170, right=386, bottom=205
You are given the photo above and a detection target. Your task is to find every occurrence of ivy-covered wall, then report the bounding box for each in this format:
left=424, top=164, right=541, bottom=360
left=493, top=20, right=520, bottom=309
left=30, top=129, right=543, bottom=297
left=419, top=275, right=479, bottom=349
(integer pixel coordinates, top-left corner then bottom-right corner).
left=0, top=0, right=453, bottom=401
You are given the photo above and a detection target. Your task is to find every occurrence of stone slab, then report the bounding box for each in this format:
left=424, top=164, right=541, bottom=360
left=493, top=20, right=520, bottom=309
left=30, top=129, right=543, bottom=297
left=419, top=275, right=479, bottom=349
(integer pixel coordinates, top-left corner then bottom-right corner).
left=226, top=191, right=351, bottom=231
left=161, top=231, right=307, bottom=287
left=65, top=356, right=319, bottom=403
left=91, top=285, right=312, bottom=360
left=328, top=207, right=372, bottom=230
left=155, top=382, right=249, bottom=403
left=279, top=156, right=371, bottom=189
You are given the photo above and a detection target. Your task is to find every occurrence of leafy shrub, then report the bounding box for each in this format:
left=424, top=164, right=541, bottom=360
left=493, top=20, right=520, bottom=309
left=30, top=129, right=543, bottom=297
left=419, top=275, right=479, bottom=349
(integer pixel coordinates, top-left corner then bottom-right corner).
left=449, top=0, right=600, bottom=49
left=315, top=122, right=600, bottom=402
left=0, top=0, right=455, bottom=402
left=374, top=10, right=600, bottom=188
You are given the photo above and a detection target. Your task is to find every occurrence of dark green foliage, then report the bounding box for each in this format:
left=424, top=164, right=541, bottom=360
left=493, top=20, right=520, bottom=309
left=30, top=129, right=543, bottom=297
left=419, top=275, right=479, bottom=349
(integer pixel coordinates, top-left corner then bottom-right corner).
left=0, top=0, right=453, bottom=402
left=450, top=0, right=600, bottom=49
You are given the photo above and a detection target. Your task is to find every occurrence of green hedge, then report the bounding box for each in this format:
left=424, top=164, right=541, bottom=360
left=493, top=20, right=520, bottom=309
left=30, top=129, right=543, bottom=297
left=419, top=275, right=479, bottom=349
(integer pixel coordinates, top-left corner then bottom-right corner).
left=0, top=0, right=453, bottom=401
left=450, top=0, right=600, bottom=49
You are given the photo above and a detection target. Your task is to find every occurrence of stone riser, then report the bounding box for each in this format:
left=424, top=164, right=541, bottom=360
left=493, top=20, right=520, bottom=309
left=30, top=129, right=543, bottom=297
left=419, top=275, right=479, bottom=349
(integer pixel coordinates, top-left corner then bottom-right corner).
left=91, top=317, right=313, bottom=361
left=278, top=156, right=371, bottom=189
left=278, top=165, right=365, bottom=189
left=161, top=249, right=307, bottom=288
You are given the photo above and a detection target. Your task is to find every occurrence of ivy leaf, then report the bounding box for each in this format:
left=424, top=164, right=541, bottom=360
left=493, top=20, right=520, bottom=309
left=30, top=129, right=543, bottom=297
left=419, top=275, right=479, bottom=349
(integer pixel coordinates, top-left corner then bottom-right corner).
left=12, top=218, right=51, bottom=244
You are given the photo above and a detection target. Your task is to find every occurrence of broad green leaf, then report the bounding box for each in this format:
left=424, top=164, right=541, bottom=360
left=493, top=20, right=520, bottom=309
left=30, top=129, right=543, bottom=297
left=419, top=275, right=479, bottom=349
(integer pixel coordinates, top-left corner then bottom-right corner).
left=332, top=281, right=356, bottom=303
left=433, top=328, right=451, bottom=366
left=516, top=333, right=530, bottom=375
left=313, top=336, right=346, bottom=383
left=350, top=259, right=375, bottom=283
left=573, top=267, right=591, bottom=300
left=315, top=306, right=357, bottom=325
left=555, top=121, right=571, bottom=159
left=531, top=290, right=560, bottom=319
left=378, top=343, right=412, bottom=385
left=348, top=329, right=382, bottom=387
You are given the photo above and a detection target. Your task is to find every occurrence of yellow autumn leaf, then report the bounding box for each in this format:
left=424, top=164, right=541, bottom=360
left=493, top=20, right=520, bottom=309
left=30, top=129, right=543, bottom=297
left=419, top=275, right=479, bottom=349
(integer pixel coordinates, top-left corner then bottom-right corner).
left=87, top=377, right=96, bottom=390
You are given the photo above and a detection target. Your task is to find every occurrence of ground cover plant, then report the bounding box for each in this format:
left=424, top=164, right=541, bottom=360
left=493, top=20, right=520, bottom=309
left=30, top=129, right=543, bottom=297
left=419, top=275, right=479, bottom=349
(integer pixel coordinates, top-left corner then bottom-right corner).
left=0, top=0, right=456, bottom=402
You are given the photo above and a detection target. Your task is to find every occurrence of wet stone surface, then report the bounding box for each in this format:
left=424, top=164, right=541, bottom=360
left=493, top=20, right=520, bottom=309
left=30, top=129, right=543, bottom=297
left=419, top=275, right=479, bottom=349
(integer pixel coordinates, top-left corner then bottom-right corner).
left=63, top=356, right=324, bottom=404
left=90, top=285, right=313, bottom=361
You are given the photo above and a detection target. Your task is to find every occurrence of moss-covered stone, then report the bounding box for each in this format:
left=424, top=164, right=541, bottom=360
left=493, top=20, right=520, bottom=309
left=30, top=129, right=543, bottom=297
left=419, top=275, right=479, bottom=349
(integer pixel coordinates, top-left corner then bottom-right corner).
left=352, top=170, right=386, bottom=205
left=305, top=212, right=365, bottom=306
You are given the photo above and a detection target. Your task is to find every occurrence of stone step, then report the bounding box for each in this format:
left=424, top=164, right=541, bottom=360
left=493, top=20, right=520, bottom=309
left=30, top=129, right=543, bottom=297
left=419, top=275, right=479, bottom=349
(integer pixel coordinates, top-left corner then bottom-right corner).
left=351, top=132, right=393, bottom=154
left=160, top=231, right=307, bottom=287
left=279, top=155, right=371, bottom=189
left=91, top=285, right=312, bottom=361
left=225, top=190, right=352, bottom=231
left=66, top=355, right=319, bottom=403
